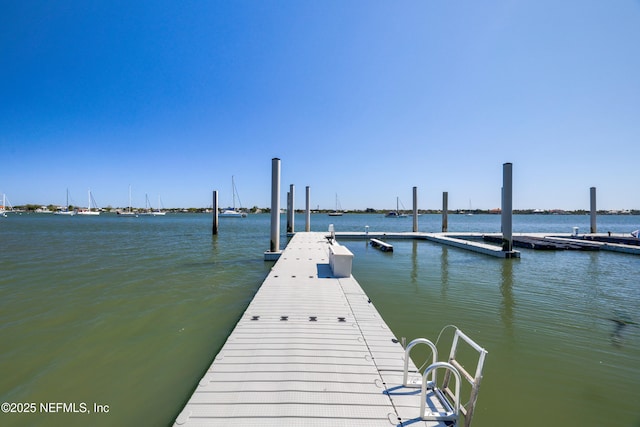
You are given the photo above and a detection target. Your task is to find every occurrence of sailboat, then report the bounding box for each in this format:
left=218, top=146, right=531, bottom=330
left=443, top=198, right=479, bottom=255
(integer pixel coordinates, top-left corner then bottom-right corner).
left=140, top=194, right=166, bottom=216
left=117, top=185, right=138, bottom=217
left=0, top=194, right=18, bottom=216
left=328, top=194, right=343, bottom=216
left=151, top=195, right=166, bottom=216
left=466, top=199, right=474, bottom=216
left=0, top=194, right=8, bottom=217
left=385, top=197, right=407, bottom=218
left=54, top=189, right=75, bottom=215
left=76, top=189, right=100, bottom=215
left=219, top=176, right=246, bottom=218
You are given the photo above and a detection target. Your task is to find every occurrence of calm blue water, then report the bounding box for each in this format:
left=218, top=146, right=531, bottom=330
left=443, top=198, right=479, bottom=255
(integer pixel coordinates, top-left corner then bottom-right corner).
left=1, top=213, right=639, bottom=426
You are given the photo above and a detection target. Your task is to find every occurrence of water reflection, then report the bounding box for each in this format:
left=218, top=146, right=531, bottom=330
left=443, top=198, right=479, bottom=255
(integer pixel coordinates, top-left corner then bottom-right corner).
left=440, top=246, right=449, bottom=298
left=411, top=240, right=418, bottom=286
left=211, top=234, right=219, bottom=257
left=500, top=259, right=515, bottom=341
left=608, top=312, right=637, bottom=348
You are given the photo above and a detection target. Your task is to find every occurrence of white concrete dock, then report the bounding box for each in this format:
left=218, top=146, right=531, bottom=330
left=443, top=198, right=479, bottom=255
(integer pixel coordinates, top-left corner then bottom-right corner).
left=174, top=232, right=460, bottom=427
left=334, top=231, right=521, bottom=258
left=333, top=231, right=640, bottom=257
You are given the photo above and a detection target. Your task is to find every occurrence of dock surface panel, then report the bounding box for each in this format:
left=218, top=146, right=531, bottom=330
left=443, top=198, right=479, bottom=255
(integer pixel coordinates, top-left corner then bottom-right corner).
left=175, top=232, right=448, bottom=427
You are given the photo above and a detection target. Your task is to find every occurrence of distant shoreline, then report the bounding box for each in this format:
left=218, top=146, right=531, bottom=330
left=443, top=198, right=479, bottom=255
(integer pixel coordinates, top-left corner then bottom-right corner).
left=7, top=206, right=640, bottom=216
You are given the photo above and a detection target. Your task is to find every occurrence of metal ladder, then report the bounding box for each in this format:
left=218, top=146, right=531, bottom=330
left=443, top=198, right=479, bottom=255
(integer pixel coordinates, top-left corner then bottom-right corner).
left=402, top=328, right=488, bottom=427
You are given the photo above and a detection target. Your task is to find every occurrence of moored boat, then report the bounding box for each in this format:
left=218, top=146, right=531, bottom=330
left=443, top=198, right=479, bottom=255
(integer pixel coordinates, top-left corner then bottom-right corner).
left=219, top=176, right=246, bottom=218
left=139, top=194, right=166, bottom=216
left=385, top=197, right=407, bottom=218
left=328, top=193, right=343, bottom=216
left=76, top=189, right=100, bottom=215
left=0, top=194, right=14, bottom=217
left=219, top=209, right=246, bottom=218
left=54, top=189, right=75, bottom=216
left=117, top=185, right=138, bottom=217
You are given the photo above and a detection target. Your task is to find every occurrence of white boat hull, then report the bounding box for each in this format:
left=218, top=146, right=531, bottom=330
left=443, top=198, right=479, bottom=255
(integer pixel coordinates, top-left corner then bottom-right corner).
left=219, top=210, right=246, bottom=218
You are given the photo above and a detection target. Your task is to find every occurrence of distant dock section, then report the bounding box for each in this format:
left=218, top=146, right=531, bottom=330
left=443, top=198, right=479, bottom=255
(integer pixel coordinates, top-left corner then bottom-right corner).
left=336, top=231, right=521, bottom=258
left=482, top=235, right=600, bottom=251
left=334, top=231, right=640, bottom=257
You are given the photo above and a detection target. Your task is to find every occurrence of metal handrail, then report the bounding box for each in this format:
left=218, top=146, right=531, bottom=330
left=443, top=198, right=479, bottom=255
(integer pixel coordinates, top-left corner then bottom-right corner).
left=420, top=362, right=461, bottom=422
left=403, top=329, right=488, bottom=427
left=403, top=338, right=438, bottom=388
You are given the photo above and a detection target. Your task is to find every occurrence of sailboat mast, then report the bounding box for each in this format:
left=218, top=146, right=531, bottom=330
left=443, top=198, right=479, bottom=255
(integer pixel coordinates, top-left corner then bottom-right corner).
left=232, top=176, right=236, bottom=210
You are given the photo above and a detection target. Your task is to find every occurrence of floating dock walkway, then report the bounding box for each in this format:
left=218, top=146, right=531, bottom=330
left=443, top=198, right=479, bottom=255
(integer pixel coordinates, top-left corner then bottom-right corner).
left=482, top=234, right=601, bottom=250
left=334, top=231, right=521, bottom=258
left=174, top=232, right=484, bottom=427
left=333, top=231, right=640, bottom=257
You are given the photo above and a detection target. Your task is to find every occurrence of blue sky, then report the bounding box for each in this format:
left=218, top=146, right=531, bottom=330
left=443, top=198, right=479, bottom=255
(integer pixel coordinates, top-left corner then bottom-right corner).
left=2, top=1, right=639, bottom=211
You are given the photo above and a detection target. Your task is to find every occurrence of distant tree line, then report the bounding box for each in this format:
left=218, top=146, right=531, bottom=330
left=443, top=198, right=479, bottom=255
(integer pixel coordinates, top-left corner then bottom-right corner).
left=10, top=204, right=640, bottom=215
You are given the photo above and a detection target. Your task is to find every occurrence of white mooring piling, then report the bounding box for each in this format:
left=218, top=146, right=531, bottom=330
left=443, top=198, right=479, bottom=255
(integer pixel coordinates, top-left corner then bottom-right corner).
left=442, top=191, right=448, bottom=232
left=289, top=184, right=295, bottom=234
left=501, top=162, right=514, bottom=253
left=590, top=186, right=597, bottom=234
left=412, top=186, right=418, bottom=232
left=305, top=186, right=310, bottom=232
left=286, top=191, right=290, bottom=233
left=212, top=190, right=218, bottom=235
left=265, top=158, right=282, bottom=261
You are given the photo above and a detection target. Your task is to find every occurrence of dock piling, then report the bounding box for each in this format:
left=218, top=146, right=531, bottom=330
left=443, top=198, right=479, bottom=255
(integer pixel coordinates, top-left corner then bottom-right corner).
left=286, top=191, right=290, bottom=233
left=501, top=163, right=513, bottom=252
left=442, top=191, right=448, bottom=232
left=290, top=184, right=295, bottom=234
left=212, top=190, right=218, bottom=235
left=412, top=186, right=418, bottom=232
left=265, top=158, right=282, bottom=260
left=590, top=187, right=597, bottom=233
left=305, top=186, right=310, bottom=232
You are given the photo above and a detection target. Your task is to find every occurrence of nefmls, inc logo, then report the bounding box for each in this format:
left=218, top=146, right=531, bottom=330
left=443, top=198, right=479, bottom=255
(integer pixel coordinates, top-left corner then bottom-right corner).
left=40, top=402, right=88, bottom=413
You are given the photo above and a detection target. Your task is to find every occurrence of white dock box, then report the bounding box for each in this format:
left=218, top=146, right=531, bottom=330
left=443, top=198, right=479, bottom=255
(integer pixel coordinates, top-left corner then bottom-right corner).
left=329, top=243, right=353, bottom=278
